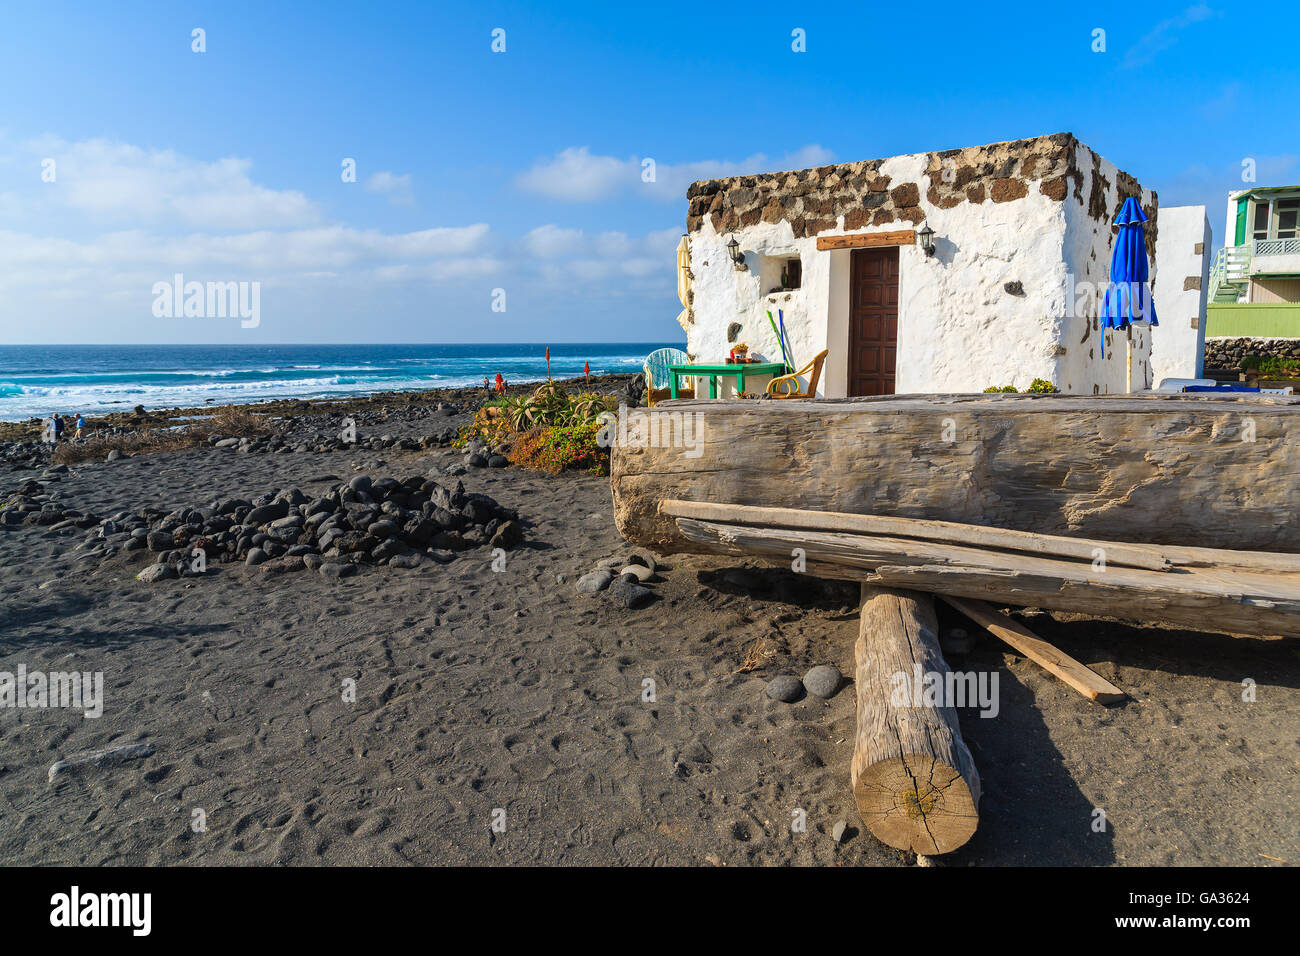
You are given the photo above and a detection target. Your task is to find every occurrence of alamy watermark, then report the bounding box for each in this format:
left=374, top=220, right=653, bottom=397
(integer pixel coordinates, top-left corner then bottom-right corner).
left=0, top=666, right=103, bottom=718
left=152, top=273, right=260, bottom=328
left=597, top=404, right=705, bottom=459
left=890, top=664, right=999, bottom=718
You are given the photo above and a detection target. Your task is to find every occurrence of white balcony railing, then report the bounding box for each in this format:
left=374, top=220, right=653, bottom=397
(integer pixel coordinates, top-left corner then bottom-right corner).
left=1253, top=237, right=1300, bottom=257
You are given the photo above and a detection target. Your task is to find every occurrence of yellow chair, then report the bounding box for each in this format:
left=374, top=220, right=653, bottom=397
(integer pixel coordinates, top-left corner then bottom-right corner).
left=766, top=350, right=828, bottom=399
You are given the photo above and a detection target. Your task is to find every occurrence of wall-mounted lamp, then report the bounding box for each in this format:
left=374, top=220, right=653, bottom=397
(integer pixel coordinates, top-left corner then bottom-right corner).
left=726, top=236, right=747, bottom=270
left=917, top=224, right=936, bottom=257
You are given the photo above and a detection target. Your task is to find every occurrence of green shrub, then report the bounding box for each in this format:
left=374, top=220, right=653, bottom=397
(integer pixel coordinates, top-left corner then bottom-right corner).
left=982, top=380, right=1058, bottom=394
left=509, top=422, right=608, bottom=475
left=457, top=383, right=617, bottom=474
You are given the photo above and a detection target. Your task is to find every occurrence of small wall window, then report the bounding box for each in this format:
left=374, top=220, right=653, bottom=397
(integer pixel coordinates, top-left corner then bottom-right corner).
left=759, top=254, right=803, bottom=294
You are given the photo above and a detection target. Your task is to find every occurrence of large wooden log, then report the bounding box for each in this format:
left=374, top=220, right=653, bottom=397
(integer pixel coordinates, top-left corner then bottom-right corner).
left=611, top=393, right=1300, bottom=555
left=853, top=585, right=980, bottom=854
left=662, top=498, right=1174, bottom=570
left=672, top=516, right=1300, bottom=637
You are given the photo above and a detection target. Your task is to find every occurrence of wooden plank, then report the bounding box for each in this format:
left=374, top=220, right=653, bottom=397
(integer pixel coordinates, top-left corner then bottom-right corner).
left=672, top=517, right=1300, bottom=637
left=660, top=499, right=1174, bottom=571
left=942, top=597, right=1127, bottom=705
left=873, top=563, right=1300, bottom=639
left=816, top=230, right=915, bottom=250
left=612, top=393, right=1300, bottom=556
left=853, top=586, right=980, bottom=854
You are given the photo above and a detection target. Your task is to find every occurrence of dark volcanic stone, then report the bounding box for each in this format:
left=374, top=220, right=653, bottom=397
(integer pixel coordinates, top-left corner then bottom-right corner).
left=802, top=665, right=842, bottom=699
left=246, top=501, right=290, bottom=525
left=607, top=576, right=653, bottom=609
left=765, top=675, right=804, bottom=703
left=146, top=530, right=174, bottom=551
left=489, top=520, right=523, bottom=550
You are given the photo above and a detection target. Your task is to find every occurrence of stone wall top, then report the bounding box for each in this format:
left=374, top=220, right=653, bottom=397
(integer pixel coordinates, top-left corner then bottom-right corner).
left=685, top=132, right=1152, bottom=239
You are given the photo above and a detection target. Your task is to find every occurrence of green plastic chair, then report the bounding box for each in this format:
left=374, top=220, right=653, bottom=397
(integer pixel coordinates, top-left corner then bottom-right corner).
left=644, top=348, right=692, bottom=404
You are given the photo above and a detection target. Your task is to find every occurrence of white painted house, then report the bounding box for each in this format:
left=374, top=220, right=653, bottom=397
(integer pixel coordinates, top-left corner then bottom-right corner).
left=680, top=133, right=1208, bottom=397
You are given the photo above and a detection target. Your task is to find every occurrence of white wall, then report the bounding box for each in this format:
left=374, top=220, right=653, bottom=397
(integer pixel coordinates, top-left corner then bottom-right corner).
left=1058, top=153, right=1157, bottom=394
left=1152, top=206, right=1211, bottom=383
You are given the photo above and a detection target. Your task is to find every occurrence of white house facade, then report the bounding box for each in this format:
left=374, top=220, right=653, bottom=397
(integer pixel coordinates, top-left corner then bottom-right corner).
left=681, top=133, right=1206, bottom=397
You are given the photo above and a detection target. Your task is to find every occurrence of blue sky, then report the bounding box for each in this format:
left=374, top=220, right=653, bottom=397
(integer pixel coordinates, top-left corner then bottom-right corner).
left=0, top=0, right=1295, bottom=344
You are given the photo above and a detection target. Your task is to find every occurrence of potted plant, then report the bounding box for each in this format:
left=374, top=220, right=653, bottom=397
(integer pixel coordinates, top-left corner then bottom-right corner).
left=731, top=343, right=749, bottom=363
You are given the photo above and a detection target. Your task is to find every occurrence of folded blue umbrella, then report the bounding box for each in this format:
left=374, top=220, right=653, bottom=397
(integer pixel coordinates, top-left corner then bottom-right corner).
left=1099, top=196, right=1158, bottom=357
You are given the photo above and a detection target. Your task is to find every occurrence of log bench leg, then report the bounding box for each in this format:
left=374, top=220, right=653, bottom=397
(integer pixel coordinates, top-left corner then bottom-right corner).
left=851, top=584, right=982, bottom=855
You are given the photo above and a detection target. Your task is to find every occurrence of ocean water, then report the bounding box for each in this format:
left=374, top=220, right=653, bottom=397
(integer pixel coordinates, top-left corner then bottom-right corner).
left=0, top=343, right=680, bottom=422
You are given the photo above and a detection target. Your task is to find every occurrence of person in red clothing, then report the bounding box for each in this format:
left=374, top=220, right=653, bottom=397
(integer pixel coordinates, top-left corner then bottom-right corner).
left=494, top=372, right=505, bottom=393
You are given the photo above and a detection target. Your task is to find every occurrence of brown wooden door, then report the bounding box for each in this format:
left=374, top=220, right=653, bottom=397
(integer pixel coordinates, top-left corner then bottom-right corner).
left=848, top=247, right=899, bottom=396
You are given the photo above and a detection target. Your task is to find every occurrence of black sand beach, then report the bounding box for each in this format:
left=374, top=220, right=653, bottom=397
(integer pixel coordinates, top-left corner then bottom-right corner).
left=1, top=381, right=1296, bottom=866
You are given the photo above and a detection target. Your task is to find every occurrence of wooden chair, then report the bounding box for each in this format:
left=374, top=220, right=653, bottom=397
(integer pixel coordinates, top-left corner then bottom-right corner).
left=766, top=349, right=828, bottom=399
left=644, top=347, right=694, bottom=405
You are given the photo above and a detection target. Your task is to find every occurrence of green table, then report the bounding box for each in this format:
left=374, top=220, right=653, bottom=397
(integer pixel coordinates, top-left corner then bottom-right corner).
left=668, top=361, right=787, bottom=399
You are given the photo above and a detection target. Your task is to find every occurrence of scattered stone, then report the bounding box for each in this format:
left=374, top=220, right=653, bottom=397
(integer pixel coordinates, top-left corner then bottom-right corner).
left=319, top=561, right=357, bottom=579
left=618, top=563, right=653, bottom=583
left=246, top=501, right=289, bottom=524
left=607, top=576, right=653, bottom=609
left=765, top=675, right=804, bottom=702
left=487, top=454, right=508, bottom=468
left=832, top=819, right=849, bottom=843
left=625, top=551, right=658, bottom=573
left=244, top=548, right=268, bottom=567
left=49, top=743, right=156, bottom=783
left=577, top=570, right=613, bottom=593
left=135, top=563, right=177, bottom=583
left=803, top=664, right=842, bottom=699
left=390, top=552, right=422, bottom=569
left=146, top=530, right=174, bottom=551
left=489, top=520, right=523, bottom=550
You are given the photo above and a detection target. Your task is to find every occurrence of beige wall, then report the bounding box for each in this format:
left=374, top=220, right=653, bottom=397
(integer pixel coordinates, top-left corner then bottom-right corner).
left=1249, top=277, right=1300, bottom=303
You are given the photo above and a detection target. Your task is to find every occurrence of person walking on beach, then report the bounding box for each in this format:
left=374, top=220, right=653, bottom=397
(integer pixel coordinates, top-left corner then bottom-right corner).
left=53, top=413, right=65, bottom=442
left=74, top=413, right=85, bottom=439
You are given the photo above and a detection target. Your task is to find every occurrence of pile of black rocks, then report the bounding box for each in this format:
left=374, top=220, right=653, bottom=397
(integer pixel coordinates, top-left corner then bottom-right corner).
left=1, top=441, right=53, bottom=472
left=207, top=428, right=460, bottom=456
left=5, top=472, right=524, bottom=581
left=0, top=471, right=88, bottom=529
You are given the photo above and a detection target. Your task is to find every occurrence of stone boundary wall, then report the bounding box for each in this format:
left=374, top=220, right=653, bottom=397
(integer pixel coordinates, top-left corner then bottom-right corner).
left=1204, top=337, right=1300, bottom=370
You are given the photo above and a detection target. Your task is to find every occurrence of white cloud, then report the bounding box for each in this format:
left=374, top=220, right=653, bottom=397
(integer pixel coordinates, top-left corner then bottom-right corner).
left=364, top=170, right=414, bottom=206
left=516, top=147, right=630, bottom=201
left=517, top=145, right=835, bottom=202
left=0, top=134, right=685, bottom=341
left=523, top=224, right=585, bottom=258
left=1121, top=4, right=1217, bottom=69
left=20, top=137, right=320, bottom=229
